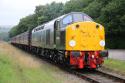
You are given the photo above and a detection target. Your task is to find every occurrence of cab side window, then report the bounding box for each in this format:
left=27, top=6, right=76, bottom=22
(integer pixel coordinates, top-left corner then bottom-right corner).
left=62, top=15, right=72, bottom=25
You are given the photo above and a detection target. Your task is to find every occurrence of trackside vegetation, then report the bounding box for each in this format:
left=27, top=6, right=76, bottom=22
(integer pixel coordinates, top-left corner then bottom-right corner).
left=0, top=53, right=60, bottom=83
left=0, top=53, right=21, bottom=83
left=104, top=59, right=125, bottom=75
left=9, top=0, right=125, bottom=49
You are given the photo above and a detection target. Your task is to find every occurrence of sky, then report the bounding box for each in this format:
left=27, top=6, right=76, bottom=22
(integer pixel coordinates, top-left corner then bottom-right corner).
left=0, top=0, right=69, bottom=26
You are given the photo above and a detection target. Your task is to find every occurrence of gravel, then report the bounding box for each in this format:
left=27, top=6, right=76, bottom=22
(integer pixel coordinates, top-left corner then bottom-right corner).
left=108, top=50, right=125, bottom=60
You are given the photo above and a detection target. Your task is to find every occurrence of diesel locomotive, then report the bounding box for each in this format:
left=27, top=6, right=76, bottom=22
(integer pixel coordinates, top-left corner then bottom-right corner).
left=11, top=12, right=108, bottom=69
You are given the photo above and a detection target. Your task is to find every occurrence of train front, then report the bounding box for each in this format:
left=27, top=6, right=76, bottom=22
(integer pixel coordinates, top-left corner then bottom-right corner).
left=65, top=13, right=108, bottom=69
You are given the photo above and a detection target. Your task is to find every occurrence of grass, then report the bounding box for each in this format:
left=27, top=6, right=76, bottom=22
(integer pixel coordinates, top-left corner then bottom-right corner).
left=0, top=53, right=21, bottom=83
left=0, top=53, right=60, bottom=83
left=103, top=58, right=125, bottom=75
left=23, top=68, right=58, bottom=83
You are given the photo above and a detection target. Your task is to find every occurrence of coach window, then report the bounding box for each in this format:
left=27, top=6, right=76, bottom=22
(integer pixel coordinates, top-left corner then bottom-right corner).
left=62, top=15, right=73, bottom=26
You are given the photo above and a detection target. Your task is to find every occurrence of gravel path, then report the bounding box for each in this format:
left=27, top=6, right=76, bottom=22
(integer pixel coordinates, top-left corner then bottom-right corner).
left=108, top=50, right=125, bottom=60
left=0, top=41, right=88, bottom=83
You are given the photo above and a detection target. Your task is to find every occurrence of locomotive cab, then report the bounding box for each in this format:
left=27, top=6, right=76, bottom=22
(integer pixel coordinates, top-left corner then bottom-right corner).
left=59, top=12, right=107, bottom=69
left=52, top=12, right=108, bottom=69
left=54, top=12, right=93, bottom=49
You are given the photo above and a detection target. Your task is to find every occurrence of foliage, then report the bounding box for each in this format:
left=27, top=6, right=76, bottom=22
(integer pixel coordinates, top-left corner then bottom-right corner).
left=0, top=53, right=21, bottom=83
left=0, top=32, right=9, bottom=41
left=98, top=0, right=125, bottom=34
left=9, top=25, right=18, bottom=38
left=35, top=2, right=64, bottom=24
left=0, top=27, right=10, bottom=41
left=0, top=52, right=60, bottom=83
left=9, top=0, right=125, bottom=48
left=63, top=0, right=93, bottom=13
left=104, top=58, right=125, bottom=74
left=9, top=14, right=38, bottom=37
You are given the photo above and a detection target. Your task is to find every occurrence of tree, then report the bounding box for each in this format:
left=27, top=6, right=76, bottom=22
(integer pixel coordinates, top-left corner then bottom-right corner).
left=63, top=0, right=93, bottom=13
left=35, top=2, right=64, bottom=24
left=9, top=25, right=18, bottom=38
left=98, top=0, right=125, bottom=34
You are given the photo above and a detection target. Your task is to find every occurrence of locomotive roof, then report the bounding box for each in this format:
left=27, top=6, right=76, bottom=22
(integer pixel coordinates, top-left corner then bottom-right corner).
left=12, top=12, right=90, bottom=38
left=33, top=12, right=87, bottom=30
left=45, top=12, right=87, bottom=24
left=34, top=12, right=93, bottom=33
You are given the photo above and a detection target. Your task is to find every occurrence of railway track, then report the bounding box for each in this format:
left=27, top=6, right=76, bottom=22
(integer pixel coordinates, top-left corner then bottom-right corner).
left=69, top=69, right=125, bottom=83
left=34, top=54, right=125, bottom=83
left=40, top=57, right=125, bottom=83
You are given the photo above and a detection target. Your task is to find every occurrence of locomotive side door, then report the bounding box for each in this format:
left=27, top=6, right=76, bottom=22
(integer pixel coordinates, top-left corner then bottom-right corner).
left=54, top=20, right=60, bottom=48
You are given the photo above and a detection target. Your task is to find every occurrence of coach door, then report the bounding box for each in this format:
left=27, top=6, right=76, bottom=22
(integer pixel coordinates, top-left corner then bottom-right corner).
left=54, top=20, right=60, bottom=48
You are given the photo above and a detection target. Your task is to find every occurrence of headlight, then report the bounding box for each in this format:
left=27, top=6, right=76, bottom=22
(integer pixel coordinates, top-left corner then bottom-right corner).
left=99, top=40, right=105, bottom=47
left=69, top=40, right=76, bottom=47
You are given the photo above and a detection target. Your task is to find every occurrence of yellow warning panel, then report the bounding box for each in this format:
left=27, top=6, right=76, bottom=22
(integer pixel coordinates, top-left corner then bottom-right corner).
left=66, top=21, right=105, bottom=51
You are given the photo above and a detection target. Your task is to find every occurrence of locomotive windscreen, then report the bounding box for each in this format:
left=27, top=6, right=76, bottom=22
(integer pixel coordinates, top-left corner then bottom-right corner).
left=73, top=13, right=93, bottom=22
left=62, top=13, right=93, bottom=28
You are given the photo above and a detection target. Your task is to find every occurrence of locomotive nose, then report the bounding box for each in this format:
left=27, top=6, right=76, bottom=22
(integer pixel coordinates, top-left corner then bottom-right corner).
left=66, top=21, right=105, bottom=51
